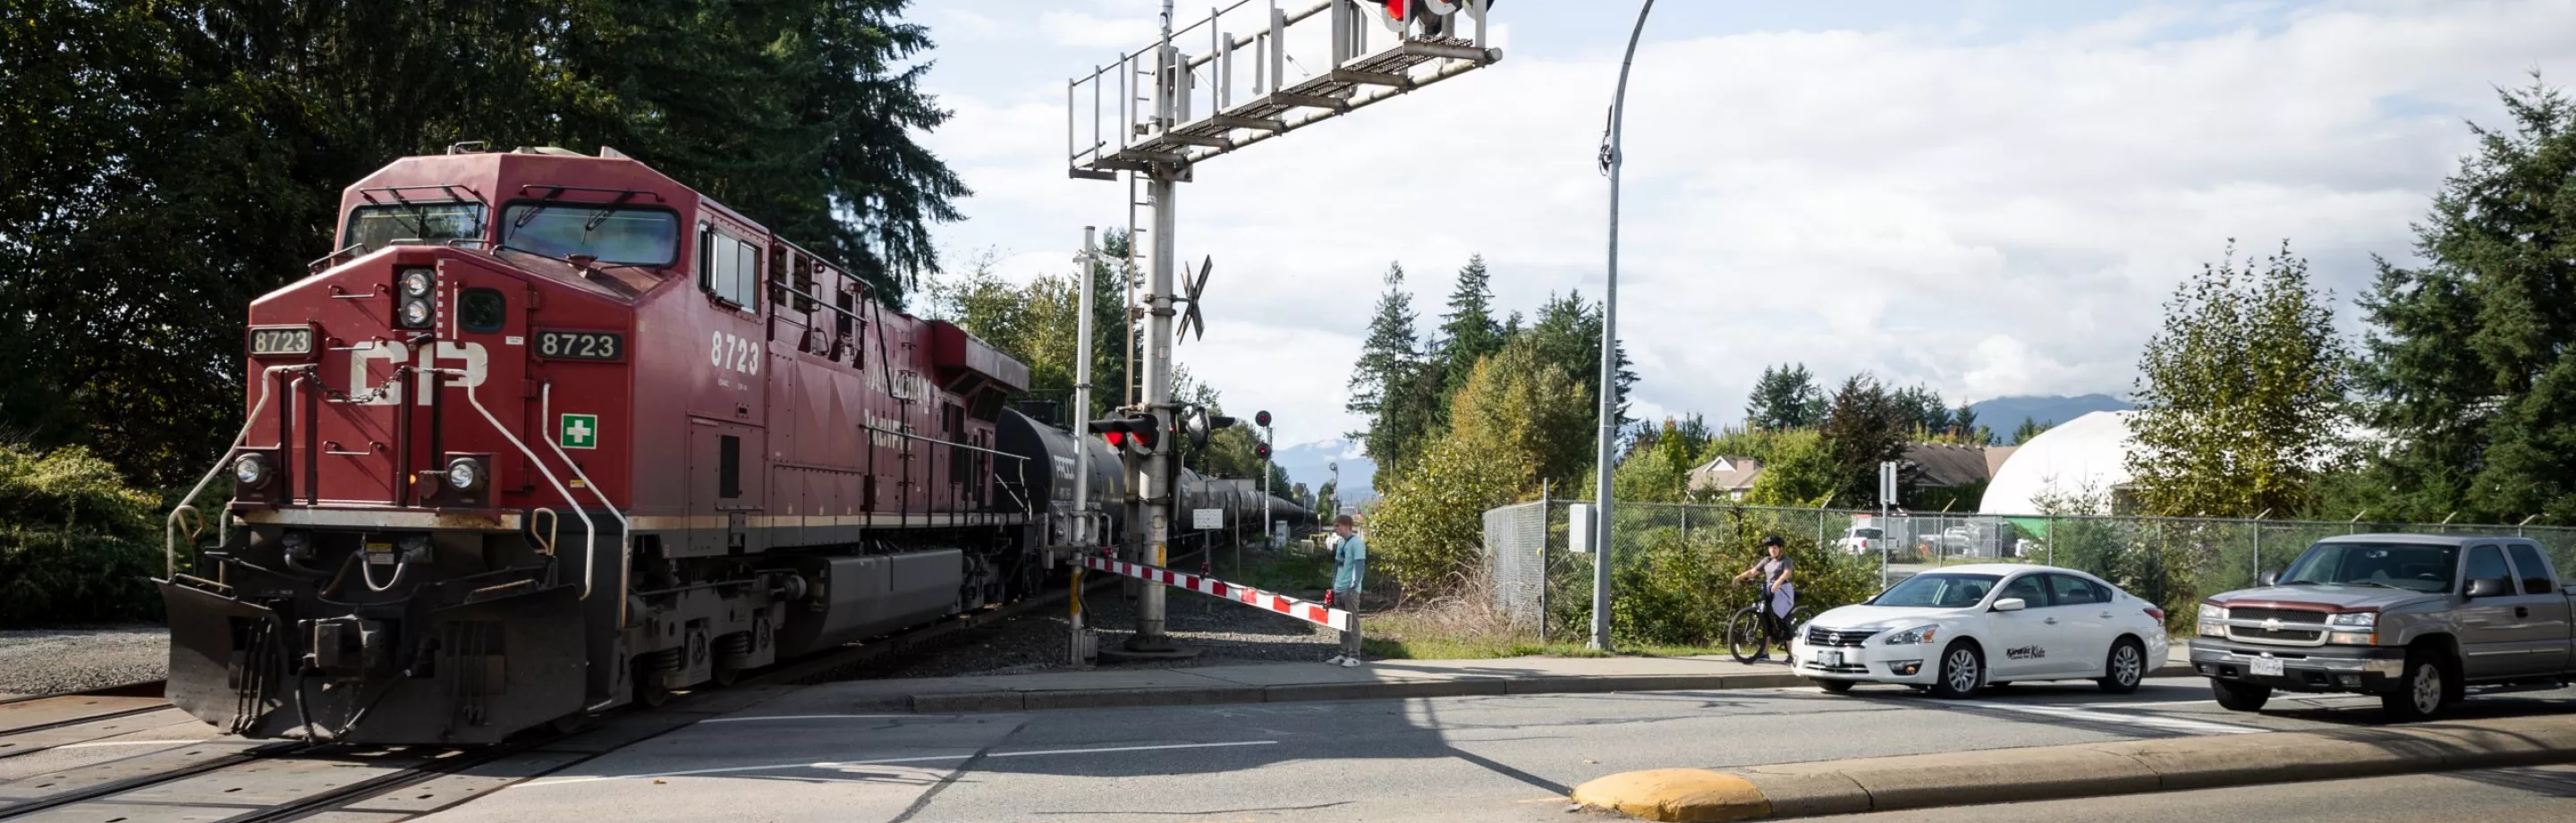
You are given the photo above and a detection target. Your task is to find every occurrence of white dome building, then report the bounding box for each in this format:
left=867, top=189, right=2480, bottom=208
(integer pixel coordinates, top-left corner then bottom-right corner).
left=1979, top=411, right=2135, bottom=515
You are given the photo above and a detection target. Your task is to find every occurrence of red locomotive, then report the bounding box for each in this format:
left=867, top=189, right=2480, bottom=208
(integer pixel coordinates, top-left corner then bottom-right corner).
left=160, top=145, right=1065, bottom=743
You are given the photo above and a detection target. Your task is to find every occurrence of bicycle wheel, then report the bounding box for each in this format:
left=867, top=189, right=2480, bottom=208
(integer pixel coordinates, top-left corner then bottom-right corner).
left=1725, top=607, right=1766, bottom=663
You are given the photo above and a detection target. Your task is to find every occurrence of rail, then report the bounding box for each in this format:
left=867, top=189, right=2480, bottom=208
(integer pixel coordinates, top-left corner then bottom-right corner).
left=432, top=369, right=600, bottom=602
left=165, top=364, right=313, bottom=579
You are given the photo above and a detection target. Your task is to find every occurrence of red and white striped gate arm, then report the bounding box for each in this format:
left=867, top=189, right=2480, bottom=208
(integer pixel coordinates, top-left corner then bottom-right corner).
left=1080, top=556, right=1353, bottom=632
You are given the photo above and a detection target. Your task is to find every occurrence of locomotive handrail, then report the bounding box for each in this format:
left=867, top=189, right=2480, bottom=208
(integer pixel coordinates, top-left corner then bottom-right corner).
left=539, top=383, right=634, bottom=632
left=430, top=369, right=601, bottom=603
left=165, top=363, right=313, bottom=579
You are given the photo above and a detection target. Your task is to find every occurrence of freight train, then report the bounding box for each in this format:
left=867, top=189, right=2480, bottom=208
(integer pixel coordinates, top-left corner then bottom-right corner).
left=158, top=145, right=1308, bottom=745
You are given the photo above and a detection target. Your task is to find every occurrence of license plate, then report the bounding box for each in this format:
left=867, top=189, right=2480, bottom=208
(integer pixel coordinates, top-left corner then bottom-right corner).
left=2250, top=657, right=2284, bottom=676
left=1819, top=650, right=1843, bottom=667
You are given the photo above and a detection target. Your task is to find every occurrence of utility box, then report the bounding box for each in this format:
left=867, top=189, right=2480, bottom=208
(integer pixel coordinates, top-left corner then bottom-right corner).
left=1569, top=504, right=1595, bottom=554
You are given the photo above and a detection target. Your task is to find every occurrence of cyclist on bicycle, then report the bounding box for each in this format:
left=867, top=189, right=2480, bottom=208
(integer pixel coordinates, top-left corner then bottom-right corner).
left=1732, top=535, right=1796, bottom=661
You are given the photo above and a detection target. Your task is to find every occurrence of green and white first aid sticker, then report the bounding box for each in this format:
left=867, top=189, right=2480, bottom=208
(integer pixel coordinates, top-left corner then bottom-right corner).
left=560, top=413, right=599, bottom=449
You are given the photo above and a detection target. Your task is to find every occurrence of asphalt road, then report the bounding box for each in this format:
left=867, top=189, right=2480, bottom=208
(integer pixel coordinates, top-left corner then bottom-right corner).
left=419, top=676, right=2576, bottom=823
left=1806, top=764, right=2576, bottom=822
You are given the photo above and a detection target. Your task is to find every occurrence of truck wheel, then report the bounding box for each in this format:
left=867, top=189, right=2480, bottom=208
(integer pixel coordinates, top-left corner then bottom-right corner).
left=2097, top=638, right=2146, bottom=694
left=1930, top=641, right=1984, bottom=700
left=2211, top=679, right=2271, bottom=712
left=2380, top=652, right=2449, bottom=722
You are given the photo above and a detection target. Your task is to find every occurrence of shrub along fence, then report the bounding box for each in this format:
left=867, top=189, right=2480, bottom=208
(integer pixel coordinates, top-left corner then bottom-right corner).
left=1482, top=500, right=2576, bottom=643
left=0, top=444, right=171, bottom=627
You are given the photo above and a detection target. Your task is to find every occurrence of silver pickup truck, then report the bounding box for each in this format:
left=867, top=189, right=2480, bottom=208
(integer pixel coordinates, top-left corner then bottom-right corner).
left=2190, top=532, right=2575, bottom=720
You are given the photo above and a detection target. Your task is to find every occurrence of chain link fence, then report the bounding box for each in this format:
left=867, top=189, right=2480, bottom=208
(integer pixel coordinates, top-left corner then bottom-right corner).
left=1483, top=500, right=2576, bottom=641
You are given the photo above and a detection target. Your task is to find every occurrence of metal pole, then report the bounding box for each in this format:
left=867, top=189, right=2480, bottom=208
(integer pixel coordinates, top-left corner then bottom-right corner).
left=1074, top=228, right=1098, bottom=547
left=1262, top=423, right=1274, bottom=547
left=1130, top=0, right=1183, bottom=654
left=1590, top=0, right=1655, bottom=652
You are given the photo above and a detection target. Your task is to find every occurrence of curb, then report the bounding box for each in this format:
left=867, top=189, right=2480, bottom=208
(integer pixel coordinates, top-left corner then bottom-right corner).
left=888, top=663, right=2197, bottom=715
left=1570, top=713, right=2576, bottom=821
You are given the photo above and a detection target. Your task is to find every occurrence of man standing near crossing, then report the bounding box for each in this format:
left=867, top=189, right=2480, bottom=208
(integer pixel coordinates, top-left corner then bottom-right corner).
left=1326, top=514, right=1367, bottom=666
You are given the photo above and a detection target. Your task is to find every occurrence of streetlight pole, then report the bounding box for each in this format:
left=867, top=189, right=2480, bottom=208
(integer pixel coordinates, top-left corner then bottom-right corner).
left=1590, top=0, right=1656, bottom=653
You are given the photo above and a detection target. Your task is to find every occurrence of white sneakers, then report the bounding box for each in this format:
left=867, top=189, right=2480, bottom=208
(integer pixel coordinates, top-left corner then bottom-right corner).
left=1325, top=655, right=1365, bottom=667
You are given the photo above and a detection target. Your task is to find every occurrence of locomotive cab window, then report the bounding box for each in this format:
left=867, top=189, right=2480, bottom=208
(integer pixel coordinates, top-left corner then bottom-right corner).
left=501, top=204, right=677, bottom=266
left=458, top=288, right=506, bottom=334
left=697, top=225, right=760, bottom=310
left=345, top=202, right=485, bottom=251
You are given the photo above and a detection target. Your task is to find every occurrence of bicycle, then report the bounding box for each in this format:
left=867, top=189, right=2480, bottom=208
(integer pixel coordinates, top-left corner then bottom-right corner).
left=1725, top=580, right=1815, bottom=664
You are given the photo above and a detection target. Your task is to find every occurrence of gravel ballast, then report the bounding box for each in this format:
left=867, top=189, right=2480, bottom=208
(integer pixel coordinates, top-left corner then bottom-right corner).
left=0, top=626, right=169, bottom=696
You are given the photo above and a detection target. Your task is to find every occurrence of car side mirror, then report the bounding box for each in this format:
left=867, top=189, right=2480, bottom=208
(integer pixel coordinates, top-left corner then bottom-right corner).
left=2257, top=570, right=2279, bottom=587
left=2466, top=577, right=2512, bottom=598
left=1992, top=598, right=2027, bottom=612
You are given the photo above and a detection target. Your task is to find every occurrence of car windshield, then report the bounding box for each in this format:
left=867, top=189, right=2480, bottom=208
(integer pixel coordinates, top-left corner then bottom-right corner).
left=2279, top=542, right=2458, bottom=592
left=1873, top=573, right=2001, bottom=608
left=502, top=204, right=678, bottom=266
left=345, top=203, right=485, bottom=250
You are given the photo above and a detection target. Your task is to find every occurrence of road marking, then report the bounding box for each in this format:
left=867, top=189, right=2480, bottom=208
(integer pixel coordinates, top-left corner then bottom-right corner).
left=516, top=740, right=1279, bottom=788
left=1947, top=699, right=2264, bottom=734
left=699, top=714, right=916, bottom=723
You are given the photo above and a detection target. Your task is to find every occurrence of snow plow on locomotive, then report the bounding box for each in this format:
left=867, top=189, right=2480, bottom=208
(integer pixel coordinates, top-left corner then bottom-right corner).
left=159, top=146, right=1068, bottom=744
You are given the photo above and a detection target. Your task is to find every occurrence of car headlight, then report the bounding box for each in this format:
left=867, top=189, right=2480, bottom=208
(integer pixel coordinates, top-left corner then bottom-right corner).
left=2199, top=602, right=2229, bottom=637
left=445, top=456, right=486, bottom=492
left=399, top=267, right=435, bottom=298
left=1883, top=625, right=1940, bottom=645
left=399, top=297, right=434, bottom=328
left=2327, top=612, right=2377, bottom=628
left=2203, top=604, right=2228, bottom=621
left=233, top=453, right=272, bottom=488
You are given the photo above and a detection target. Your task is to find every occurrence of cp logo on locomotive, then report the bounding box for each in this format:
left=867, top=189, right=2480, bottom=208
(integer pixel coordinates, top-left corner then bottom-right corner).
left=347, top=340, right=490, bottom=405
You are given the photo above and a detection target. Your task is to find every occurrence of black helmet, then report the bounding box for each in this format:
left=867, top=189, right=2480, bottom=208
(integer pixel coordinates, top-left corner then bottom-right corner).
left=1759, top=535, right=1784, bottom=547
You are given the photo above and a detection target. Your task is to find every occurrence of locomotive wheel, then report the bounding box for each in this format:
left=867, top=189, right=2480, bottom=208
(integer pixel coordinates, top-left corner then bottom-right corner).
left=632, top=660, right=673, bottom=708
left=549, top=712, right=589, bottom=734
left=711, top=665, right=741, bottom=687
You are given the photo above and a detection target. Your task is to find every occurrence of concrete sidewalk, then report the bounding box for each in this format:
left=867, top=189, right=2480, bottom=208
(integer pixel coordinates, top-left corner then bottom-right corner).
left=812, top=650, right=2199, bottom=714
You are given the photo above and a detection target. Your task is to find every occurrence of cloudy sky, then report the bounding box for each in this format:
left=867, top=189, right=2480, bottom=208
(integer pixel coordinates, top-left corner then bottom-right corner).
left=910, top=0, right=2576, bottom=454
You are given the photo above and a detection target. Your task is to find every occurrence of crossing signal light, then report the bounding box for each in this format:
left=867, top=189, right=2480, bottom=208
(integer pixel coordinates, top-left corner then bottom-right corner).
left=1255, top=442, right=1271, bottom=461
left=1255, top=410, right=1271, bottom=428
left=1088, top=415, right=1160, bottom=454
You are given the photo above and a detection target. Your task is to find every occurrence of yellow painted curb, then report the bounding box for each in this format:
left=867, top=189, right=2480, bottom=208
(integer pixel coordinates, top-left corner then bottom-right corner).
left=1572, top=768, right=1773, bottom=822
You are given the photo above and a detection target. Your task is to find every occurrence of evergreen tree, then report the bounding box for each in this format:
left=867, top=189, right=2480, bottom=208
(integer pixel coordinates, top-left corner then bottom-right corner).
left=1523, top=292, right=1638, bottom=430
left=1952, top=403, right=1979, bottom=441
left=2011, top=417, right=2051, bottom=445
left=1346, top=263, right=1420, bottom=420
left=1745, top=363, right=1825, bottom=429
left=1437, top=255, right=1505, bottom=391
left=2127, top=241, right=2349, bottom=518
left=2355, top=78, right=2576, bottom=522
left=1818, top=375, right=1912, bottom=508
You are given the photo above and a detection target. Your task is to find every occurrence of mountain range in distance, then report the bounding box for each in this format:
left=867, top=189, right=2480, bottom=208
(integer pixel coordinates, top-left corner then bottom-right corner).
left=1967, top=394, right=2134, bottom=437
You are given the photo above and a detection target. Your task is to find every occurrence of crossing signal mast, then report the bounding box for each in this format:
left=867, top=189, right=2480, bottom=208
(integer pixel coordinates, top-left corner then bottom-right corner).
left=1070, top=0, right=1502, bottom=656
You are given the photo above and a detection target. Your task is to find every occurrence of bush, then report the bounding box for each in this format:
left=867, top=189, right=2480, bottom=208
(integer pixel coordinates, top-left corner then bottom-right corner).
left=0, top=444, right=165, bottom=626
left=1550, top=509, right=1883, bottom=648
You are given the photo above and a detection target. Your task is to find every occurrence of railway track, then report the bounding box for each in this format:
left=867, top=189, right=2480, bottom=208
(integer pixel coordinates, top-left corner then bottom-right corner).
left=0, top=551, right=1187, bottom=822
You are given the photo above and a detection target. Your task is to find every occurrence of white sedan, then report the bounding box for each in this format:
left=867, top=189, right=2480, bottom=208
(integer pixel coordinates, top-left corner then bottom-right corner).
left=1790, top=564, right=2170, bottom=698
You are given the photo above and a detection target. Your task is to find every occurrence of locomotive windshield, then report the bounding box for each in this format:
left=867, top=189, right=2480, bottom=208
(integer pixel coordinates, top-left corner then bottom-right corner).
left=344, top=202, right=486, bottom=250
left=502, top=204, right=679, bottom=266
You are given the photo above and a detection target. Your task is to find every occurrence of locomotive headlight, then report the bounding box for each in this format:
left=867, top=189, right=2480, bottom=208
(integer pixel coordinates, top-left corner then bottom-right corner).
left=398, top=297, right=434, bottom=328
left=445, top=456, right=487, bottom=492
left=233, top=453, right=272, bottom=488
left=398, top=267, right=435, bottom=298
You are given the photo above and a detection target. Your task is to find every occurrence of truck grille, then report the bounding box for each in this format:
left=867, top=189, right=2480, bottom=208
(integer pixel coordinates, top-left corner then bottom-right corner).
left=2228, top=625, right=2325, bottom=643
left=1805, top=627, right=1878, bottom=647
left=2228, top=607, right=2328, bottom=624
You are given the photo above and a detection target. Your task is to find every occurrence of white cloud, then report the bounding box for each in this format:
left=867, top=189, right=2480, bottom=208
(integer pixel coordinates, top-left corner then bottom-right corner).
left=919, top=0, right=2576, bottom=456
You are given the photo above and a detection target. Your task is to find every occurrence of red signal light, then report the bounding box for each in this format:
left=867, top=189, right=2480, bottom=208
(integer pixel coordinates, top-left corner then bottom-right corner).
left=1105, top=431, right=1126, bottom=447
